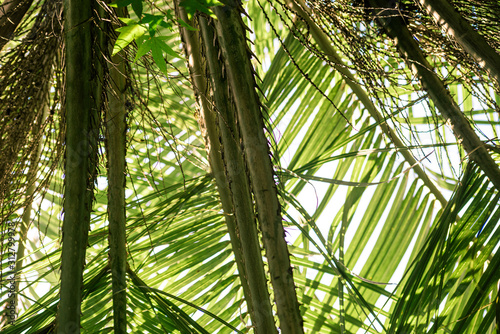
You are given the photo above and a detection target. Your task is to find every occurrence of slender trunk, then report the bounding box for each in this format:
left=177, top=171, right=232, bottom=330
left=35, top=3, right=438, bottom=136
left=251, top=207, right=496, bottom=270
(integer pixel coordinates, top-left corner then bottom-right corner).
left=288, top=0, right=447, bottom=207
left=0, top=0, right=61, bottom=216
left=198, top=16, right=278, bottom=333
left=106, top=6, right=127, bottom=333
left=174, top=3, right=273, bottom=330
left=212, top=3, right=304, bottom=333
left=57, top=0, right=93, bottom=331
left=0, top=0, right=34, bottom=51
left=416, top=0, right=500, bottom=87
left=368, top=0, right=500, bottom=192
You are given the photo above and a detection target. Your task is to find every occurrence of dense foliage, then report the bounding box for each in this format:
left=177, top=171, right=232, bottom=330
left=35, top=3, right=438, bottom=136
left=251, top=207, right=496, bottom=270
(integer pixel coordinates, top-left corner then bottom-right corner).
left=0, top=0, right=499, bottom=332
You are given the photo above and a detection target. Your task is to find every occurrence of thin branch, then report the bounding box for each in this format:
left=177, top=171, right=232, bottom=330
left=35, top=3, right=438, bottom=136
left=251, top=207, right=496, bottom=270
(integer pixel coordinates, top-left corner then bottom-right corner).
left=213, top=2, right=304, bottom=332
left=288, top=0, right=448, bottom=207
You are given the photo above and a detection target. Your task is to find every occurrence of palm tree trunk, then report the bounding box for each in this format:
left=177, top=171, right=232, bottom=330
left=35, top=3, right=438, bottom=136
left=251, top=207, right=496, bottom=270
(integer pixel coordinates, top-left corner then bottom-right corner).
left=368, top=0, right=500, bottom=192
left=415, top=0, right=500, bottom=86
left=58, top=0, right=93, bottom=331
left=212, top=3, right=304, bottom=333
left=198, top=16, right=278, bottom=333
left=106, top=7, right=127, bottom=333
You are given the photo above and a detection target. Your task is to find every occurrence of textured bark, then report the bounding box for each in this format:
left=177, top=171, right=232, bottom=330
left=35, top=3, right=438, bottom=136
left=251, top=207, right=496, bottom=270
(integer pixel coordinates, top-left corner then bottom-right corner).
left=213, top=3, right=304, bottom=333
left=367, top=0, right=500, bottom=192
left=289, top=0, right=448, bottom=207
left=416, top=0, right=500, bottom=86
left=106, top=7, right=127, bottom=334
left=57, top=0, right=92, bottom=332
left=175, top=2, right=275, bottom=330
left=198, top=16, right=278, bottom=334
left=0, top=0, right=33, bottom=51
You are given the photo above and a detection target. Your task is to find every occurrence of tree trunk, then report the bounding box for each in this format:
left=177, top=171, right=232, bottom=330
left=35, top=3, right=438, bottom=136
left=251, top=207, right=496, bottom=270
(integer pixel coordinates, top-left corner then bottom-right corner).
left=198, top=16, right=278, bottom=333
left=57, top=0, right=93, bottom=331
left=0, top=0, right=33, bottom=51
left=213, top=3, right=304, bottom=333
left=106, top=6, right=128, bottom=333
left=288, top=0, right=448, bottom=207
left=14, top=103, right=48, bottom=314
left=175, top=2, right=275, bottom=330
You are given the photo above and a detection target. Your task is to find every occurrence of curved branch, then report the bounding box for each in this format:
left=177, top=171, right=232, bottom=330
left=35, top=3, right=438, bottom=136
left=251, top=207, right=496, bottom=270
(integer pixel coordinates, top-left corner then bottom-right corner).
left=368, top=0, right=500, bottom=191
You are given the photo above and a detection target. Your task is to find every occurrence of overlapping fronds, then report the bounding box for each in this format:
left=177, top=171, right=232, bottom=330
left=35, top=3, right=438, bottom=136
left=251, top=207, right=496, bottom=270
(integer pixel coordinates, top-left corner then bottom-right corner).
left=1, top=0, right=499, bottom=333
